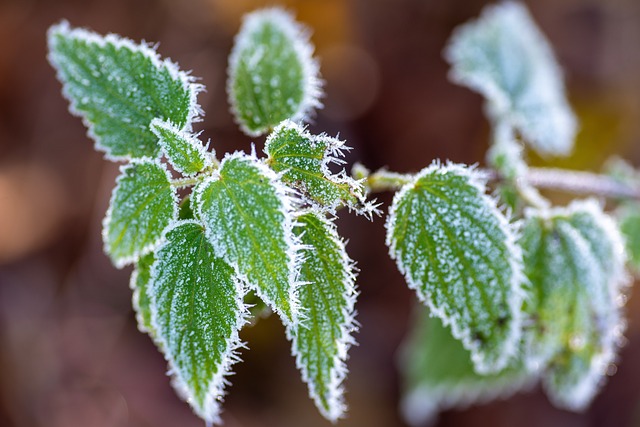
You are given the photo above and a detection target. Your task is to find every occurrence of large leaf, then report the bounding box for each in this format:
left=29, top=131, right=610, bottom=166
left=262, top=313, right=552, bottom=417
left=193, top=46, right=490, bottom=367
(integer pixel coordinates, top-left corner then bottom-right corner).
left=445, top=2, right=576, bottom=156
left=386, top=163, right=524, bottom=374
left=290, top=211, right=358, bottom=421
left=48, top=22, right=201, bottom=160
left=103, top=160, right=178, bottom=267
left=149, top=220, right=246, bottom=424
left=150, top=118, right=212, bottom=176
left=520, top=200, right=627, bottom=410
left=227, top=8, right=322, bottom=136
left=400, top=308, right=531, bottom=426
left=193, top=152, right=301, bottom=326
left=265, top=120, right=365, bottom=210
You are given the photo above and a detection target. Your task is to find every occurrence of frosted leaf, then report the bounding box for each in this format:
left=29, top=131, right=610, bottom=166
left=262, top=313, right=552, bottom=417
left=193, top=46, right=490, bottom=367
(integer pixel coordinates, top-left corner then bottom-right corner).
left=520, top=200, right=627, bottom=410
left=193, top=152, right=301, bottom=327
left=130, top=252, right=156, bottom=335
left=616, top=201, right=640, bottom=275
left=399, top=308, right=532, bottom=426
left=445, top=2, right=577, bottom=156
left=103, top=159, right=178, bottom=267
left=386, top=163, right=525, bottom=374
left=227, top=8, right=322, bottom=136
left=265, top=120, right=365, bottom=211
left=47, top=22, right=201, bottom=160
left=148, top=221, right=246, bottom=424
left=289, top=211, right=358, bottom=421
left=150, top=118, right=212, bottom=176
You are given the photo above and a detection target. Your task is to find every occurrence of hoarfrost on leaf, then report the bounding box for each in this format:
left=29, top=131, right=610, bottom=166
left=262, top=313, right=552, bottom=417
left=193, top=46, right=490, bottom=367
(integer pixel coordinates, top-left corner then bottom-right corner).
left=227, top=7, right=322, bottom=136
left=265, top=120, right=367, bottom=212
left=148, top=220, right=247, bottom=425
left=193, top=152, right=302, bottom=327
left=289, top=211, right=358, bottom=421
left=47, top=22, right=202, bottom=160
left=386, top=162, right=525, bottom=374
left=445, top=2, right=577, bottom=156
left=400, top=308, right=532, bottom=426
left=103, top=159, right=178, bottom=267
left=150, top=118, right=212, bottom=176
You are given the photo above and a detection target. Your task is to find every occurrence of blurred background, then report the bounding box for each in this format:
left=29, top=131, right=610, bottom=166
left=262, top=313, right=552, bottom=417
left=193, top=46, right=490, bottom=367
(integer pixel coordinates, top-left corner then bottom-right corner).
left=1, top=0, right=640, bottom=426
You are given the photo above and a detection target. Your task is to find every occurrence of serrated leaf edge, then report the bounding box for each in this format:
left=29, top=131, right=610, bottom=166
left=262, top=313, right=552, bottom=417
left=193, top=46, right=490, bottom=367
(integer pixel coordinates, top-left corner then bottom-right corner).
left=47, top=21, right=204, bottom=162
left=148, top=219, right=250, bottom=425
left=385, top=161, right=526, bottom=374
left=192, top=150, right=305, bottom=328
left=287, top=211, right=359, bottom=422
left=150, top=117, right=212, bottom=176
left=226, top=7, right=323, bottom=137
left=102, top=158, right=179, bottom=268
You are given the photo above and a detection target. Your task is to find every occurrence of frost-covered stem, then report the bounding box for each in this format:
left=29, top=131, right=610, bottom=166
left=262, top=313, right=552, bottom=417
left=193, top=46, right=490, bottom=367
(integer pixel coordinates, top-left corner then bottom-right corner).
left=353, top=164, right=413, bottom=193
left=171, top=175, right=207, bottom=188
left=522, top=167, right=640, bottom=201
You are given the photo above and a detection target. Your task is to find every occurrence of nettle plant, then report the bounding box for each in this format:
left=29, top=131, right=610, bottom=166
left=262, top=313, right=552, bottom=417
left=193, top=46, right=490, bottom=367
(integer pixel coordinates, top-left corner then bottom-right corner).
left=47, top=2, right=640, bottom=425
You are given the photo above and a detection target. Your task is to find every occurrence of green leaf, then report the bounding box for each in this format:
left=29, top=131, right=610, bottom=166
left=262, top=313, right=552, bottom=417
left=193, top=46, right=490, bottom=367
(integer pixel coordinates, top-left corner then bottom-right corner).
left=290, top=211, right=358, bottom=421
left=265, top=120, right=365, bottom=210
left=227, top=8, right=322, bottom=136
left=193, top=152, right=301, bottom=326
left=400, top=308, right=531, bottom=426
left=616, top=201, right=640, bottom=274
left=150, top=118, right=212, bottom=176
left=47, top=22, right=201, bottom=160
left=103, top=159, right=178, bottom=267
left=386, top=163, right=524, bottom=374
left=445, top=2, right=576, bottom=156
left=520, top=200, right=627, bottom=410
left=149, top=220, right=246, bottom=424
left=130, top=252, right=156, bottom=335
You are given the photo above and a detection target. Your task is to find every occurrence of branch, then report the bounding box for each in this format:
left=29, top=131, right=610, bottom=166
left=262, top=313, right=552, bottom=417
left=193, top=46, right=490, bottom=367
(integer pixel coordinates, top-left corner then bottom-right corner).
left=359, top=165, right=640, bottom=201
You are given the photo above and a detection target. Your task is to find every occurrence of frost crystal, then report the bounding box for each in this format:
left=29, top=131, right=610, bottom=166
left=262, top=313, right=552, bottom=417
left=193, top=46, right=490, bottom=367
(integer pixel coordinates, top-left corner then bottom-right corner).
left=386, top=162, right=525, bottom=374
left=445, top=2, right=577, bottom=156
left=227, top=8, right=322, bottom=136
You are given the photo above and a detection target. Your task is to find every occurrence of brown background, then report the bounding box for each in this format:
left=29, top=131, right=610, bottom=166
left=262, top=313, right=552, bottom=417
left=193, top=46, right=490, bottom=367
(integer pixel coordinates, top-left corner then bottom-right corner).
left=1, top=0, right=640, bottom=426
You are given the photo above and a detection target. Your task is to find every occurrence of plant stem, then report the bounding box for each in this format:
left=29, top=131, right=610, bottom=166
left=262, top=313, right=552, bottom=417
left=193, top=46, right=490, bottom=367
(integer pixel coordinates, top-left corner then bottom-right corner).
left=358, top=165, right=640, bottom=201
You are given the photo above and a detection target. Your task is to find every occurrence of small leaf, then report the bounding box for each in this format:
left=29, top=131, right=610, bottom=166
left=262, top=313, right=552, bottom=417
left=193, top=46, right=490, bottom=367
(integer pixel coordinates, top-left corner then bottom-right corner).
left=47, top=22, right=201, bottom=160
left=445, top=2, right=577, bottom=156
left=265, top=120, right=365, bottom=210
left=227, top=8, right=322, bottom=136
left=386, top=163, right=524, bottom=374
left=290, top=211, right=358, bottom=421
left=149, top=221, right=246, bottom=424
left=193, top=152, right=301, bottom=326
left=520, top=200, right=627, bottom=410
left=400, top=308, right=531, bottom=426
left=130, top=252, right=156, bottom=335
left=103, top=159, right=178, bottom=267
left=150, top=118, right=212, bottom=176
left=616, top=201, right=640, bottom=274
